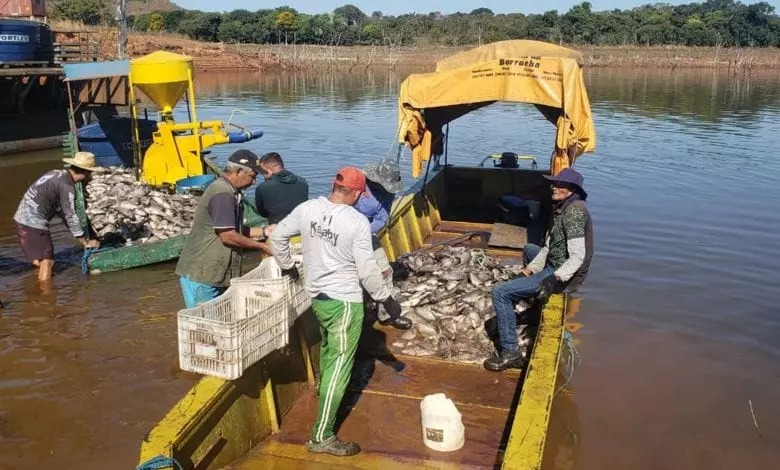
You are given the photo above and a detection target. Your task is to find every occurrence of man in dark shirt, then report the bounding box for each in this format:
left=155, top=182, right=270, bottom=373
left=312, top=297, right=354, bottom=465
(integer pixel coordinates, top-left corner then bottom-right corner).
left=176, top=150, right=273, bottom=308
left=254, top=152, right=309, bottom=224
left=14, top=152, right=102, bottom=281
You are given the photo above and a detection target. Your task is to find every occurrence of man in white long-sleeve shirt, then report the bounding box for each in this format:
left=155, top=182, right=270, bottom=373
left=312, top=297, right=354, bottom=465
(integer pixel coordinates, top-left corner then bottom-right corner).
left=485, top=168, right=594, bottom=372
left=270, top=167, right=401, bottom=457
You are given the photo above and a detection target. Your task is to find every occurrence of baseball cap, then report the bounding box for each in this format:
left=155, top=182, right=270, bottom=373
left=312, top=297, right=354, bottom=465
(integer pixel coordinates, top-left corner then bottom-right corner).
left=333, top=167, right=367, bottom=196
left=227, top=149, right=261, bottom=172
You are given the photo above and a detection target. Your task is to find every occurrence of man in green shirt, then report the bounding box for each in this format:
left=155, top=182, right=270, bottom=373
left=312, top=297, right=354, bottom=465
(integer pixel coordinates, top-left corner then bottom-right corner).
left=175, top=150, right=273, bottom=308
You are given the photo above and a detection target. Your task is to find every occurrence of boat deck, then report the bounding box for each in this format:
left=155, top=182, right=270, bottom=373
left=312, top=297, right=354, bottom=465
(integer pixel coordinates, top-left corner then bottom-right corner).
left=234, top=357, right=521, bottom=469
left=232, top=220, right=527, bottom=469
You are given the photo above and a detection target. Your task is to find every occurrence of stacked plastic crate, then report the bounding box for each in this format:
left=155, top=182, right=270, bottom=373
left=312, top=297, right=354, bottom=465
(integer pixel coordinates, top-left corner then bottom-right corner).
left=177, top=243, right=310, bottom=380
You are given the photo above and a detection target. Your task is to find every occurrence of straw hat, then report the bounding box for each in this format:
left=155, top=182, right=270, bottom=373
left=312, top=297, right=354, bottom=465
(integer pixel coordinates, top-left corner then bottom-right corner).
left=62, top=152, right=104, bottom=172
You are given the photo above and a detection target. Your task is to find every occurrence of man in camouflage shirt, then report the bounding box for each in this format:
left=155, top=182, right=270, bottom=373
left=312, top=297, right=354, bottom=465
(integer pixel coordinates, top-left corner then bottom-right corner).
left=485, top=168, right=594, bottom=372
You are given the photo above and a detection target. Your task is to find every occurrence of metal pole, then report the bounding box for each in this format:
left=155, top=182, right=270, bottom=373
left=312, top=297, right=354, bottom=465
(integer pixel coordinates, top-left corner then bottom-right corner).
left=116, top=0, right=128, bottom=59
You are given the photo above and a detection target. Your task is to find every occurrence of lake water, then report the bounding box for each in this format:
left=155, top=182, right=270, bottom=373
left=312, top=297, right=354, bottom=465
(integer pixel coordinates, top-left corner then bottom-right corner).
left=1, top=66, right=779, bottom=469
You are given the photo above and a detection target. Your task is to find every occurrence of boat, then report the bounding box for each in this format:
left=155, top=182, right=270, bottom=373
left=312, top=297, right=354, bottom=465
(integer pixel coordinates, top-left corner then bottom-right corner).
left=137, top=39, right=596, bottom=469
left=62, top=53, right=265, bottom=274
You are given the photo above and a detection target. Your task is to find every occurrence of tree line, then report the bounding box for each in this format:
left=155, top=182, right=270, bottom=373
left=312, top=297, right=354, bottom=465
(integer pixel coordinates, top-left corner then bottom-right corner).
left=53, top=1, right=779, bottom=47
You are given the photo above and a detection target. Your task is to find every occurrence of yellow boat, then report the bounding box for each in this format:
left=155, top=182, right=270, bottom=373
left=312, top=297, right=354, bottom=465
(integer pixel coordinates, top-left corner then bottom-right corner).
left=138, top=40, right=596, bottom=470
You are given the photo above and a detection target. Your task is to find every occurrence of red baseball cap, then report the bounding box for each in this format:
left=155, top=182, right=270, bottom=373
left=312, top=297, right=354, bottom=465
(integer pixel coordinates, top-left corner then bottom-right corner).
left=334, top=167, right=367, bottom=196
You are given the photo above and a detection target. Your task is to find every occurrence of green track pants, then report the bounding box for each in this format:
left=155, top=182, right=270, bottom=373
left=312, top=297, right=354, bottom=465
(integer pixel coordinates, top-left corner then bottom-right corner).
left=311, top=297, right=364, bottom=443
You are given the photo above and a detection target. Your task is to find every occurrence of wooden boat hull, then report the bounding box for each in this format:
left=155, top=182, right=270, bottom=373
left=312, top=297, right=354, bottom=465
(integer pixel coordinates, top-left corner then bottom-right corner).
left=139, top=166, right=568, bottom=469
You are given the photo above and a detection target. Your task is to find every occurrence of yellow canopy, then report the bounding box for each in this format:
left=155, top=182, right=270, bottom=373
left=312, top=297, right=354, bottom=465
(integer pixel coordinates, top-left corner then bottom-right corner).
left=397, top=40, right=596, bottom=177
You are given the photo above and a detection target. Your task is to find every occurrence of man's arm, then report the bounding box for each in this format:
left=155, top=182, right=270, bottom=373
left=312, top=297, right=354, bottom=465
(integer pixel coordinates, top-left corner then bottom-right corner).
left=369, top=202, right=389, bottom=234
left=247, top=225, right=275, bottom=239
left=524, top=244, right=548, bottom=275
left=355, top=194, right=386, bottom=234
left=210, top=193, right=270, bottom=254
left=353, top=218, right=392, bottom=301
left=270, top=205, right=303, bottom=270
left=217, top=230, right=270, bottom=253
left=59, top=182, right=85, bottom=239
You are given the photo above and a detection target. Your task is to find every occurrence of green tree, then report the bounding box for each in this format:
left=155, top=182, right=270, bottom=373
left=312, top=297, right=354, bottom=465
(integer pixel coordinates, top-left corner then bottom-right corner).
left=334, top=4, right=367, bottom=26
left=562, top=2, right=596, bottom=43
left=470, top=8, right=494, bottom=16
left=133, top=13, right=151, bottom=32
left=275, top=10, right=297, bottom=43
left=52, top=0, right=105, bottom=25
left=148, top=13, right=164, bottom=33
left=178, top=13, right=222, bottom=42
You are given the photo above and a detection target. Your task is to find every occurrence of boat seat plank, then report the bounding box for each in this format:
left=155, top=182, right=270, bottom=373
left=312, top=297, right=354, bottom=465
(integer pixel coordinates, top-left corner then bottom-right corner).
left=488, top=223, right=527, bottom=249
left=238, top=390, right=507, bottom=469
left=435, top=220, right=495, bottom=234
left=421, top=231, right=524, bottom=260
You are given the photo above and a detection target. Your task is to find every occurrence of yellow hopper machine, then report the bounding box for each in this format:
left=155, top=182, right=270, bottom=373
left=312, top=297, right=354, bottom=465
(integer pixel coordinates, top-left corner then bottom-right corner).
left=129, top=51, right=263, bottom=187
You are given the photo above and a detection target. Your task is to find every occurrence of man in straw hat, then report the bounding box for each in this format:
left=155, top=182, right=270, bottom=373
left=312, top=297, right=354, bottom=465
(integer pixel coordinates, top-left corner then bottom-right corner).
left=355, top=159, right=412, bottom=329
left=13, top=152, right=103, bottom=281
left=485, top=168, right=594, bottom=372
left=271, top=167, right=405, bottom=457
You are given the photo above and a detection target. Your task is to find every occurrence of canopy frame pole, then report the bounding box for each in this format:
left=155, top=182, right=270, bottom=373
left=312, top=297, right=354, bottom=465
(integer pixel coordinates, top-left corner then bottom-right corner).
left=443, top=123, right=449, bottom=169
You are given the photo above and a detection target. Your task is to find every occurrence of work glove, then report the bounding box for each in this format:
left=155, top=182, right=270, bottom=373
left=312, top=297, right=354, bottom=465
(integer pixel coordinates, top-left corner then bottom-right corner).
left=381, top=296, right=403, bottom=319
left=536, top=274, right=560, bottom=300
left=281, top=265, right=300, bottom=282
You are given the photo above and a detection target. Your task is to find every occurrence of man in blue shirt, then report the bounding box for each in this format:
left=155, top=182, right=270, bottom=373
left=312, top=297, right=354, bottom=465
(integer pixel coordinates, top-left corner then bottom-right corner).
left=355, top=160, right=412, bottom=330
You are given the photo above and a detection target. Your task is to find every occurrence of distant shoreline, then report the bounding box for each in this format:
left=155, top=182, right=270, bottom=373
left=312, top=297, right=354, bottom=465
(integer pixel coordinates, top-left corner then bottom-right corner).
left=101, top=32, right=780, bottom=72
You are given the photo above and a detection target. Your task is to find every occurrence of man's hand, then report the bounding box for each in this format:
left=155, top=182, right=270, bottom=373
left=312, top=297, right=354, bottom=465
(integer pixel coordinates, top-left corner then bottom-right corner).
left=537, top=274, right=560, bottom=299
left=281, top=265, right=300, bottom=282
left=84, top=239, right=100, bottom=249
left=381, top=296, right=403, bottom=319
left=264, top=224, right=277, bottom=237
left=520, top=267, right=532, bottom=277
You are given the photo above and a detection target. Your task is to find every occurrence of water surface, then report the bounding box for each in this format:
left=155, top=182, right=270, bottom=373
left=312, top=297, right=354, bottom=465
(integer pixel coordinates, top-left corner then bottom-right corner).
left=1, top=67, right=779, bottom=469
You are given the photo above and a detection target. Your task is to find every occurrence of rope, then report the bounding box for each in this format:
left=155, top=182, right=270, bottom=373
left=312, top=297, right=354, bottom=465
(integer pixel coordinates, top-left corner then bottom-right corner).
left=555, top=330, right=581, bottom=396
left=136, top=455, right=183, bottom=470
left=81, top=247, right=112, bottom=275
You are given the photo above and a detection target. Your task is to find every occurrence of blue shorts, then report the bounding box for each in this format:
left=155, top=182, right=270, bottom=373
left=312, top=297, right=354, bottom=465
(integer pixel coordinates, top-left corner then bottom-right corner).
left=179, top=276, right=227, bottom=309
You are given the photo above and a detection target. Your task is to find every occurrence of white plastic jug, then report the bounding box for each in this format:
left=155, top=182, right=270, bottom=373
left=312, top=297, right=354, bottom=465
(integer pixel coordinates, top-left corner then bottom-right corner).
left=420, top=393, right=465, bottom=452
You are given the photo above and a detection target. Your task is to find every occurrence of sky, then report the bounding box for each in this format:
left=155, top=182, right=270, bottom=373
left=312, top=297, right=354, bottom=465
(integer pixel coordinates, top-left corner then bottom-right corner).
left=175, top=0, right=780, bottom=16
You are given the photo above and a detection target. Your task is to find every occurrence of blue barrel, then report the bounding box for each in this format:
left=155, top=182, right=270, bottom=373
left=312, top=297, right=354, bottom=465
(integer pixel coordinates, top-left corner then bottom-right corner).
left=176, top=175, right=216, bottom=194
left=0, top=19, right=40, bottom=62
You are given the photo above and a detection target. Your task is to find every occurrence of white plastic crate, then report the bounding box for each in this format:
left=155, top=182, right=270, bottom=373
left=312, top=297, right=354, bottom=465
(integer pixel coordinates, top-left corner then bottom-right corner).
left=234, top=257, right=311, bottom=321
left=178, top=283, right=288, bottom=380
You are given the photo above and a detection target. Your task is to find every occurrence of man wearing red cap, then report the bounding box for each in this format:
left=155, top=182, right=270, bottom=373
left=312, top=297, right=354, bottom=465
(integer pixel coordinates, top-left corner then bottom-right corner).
left=271, top=167, right=403, bottom=457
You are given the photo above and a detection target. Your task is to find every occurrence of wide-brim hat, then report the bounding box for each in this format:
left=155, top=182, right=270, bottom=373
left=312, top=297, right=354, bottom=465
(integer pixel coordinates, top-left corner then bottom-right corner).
left=363, top=160, right=403, bottom=194
left=62, top=151, right=105, bottom=172
left=544, top=168, right=587, bottom=199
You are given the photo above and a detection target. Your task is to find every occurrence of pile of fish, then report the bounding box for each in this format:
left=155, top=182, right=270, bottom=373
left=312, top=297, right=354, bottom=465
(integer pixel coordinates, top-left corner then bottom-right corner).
left=390, top=246, right=537, bottom=364
left=84, top=167, right=198, bottom=245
